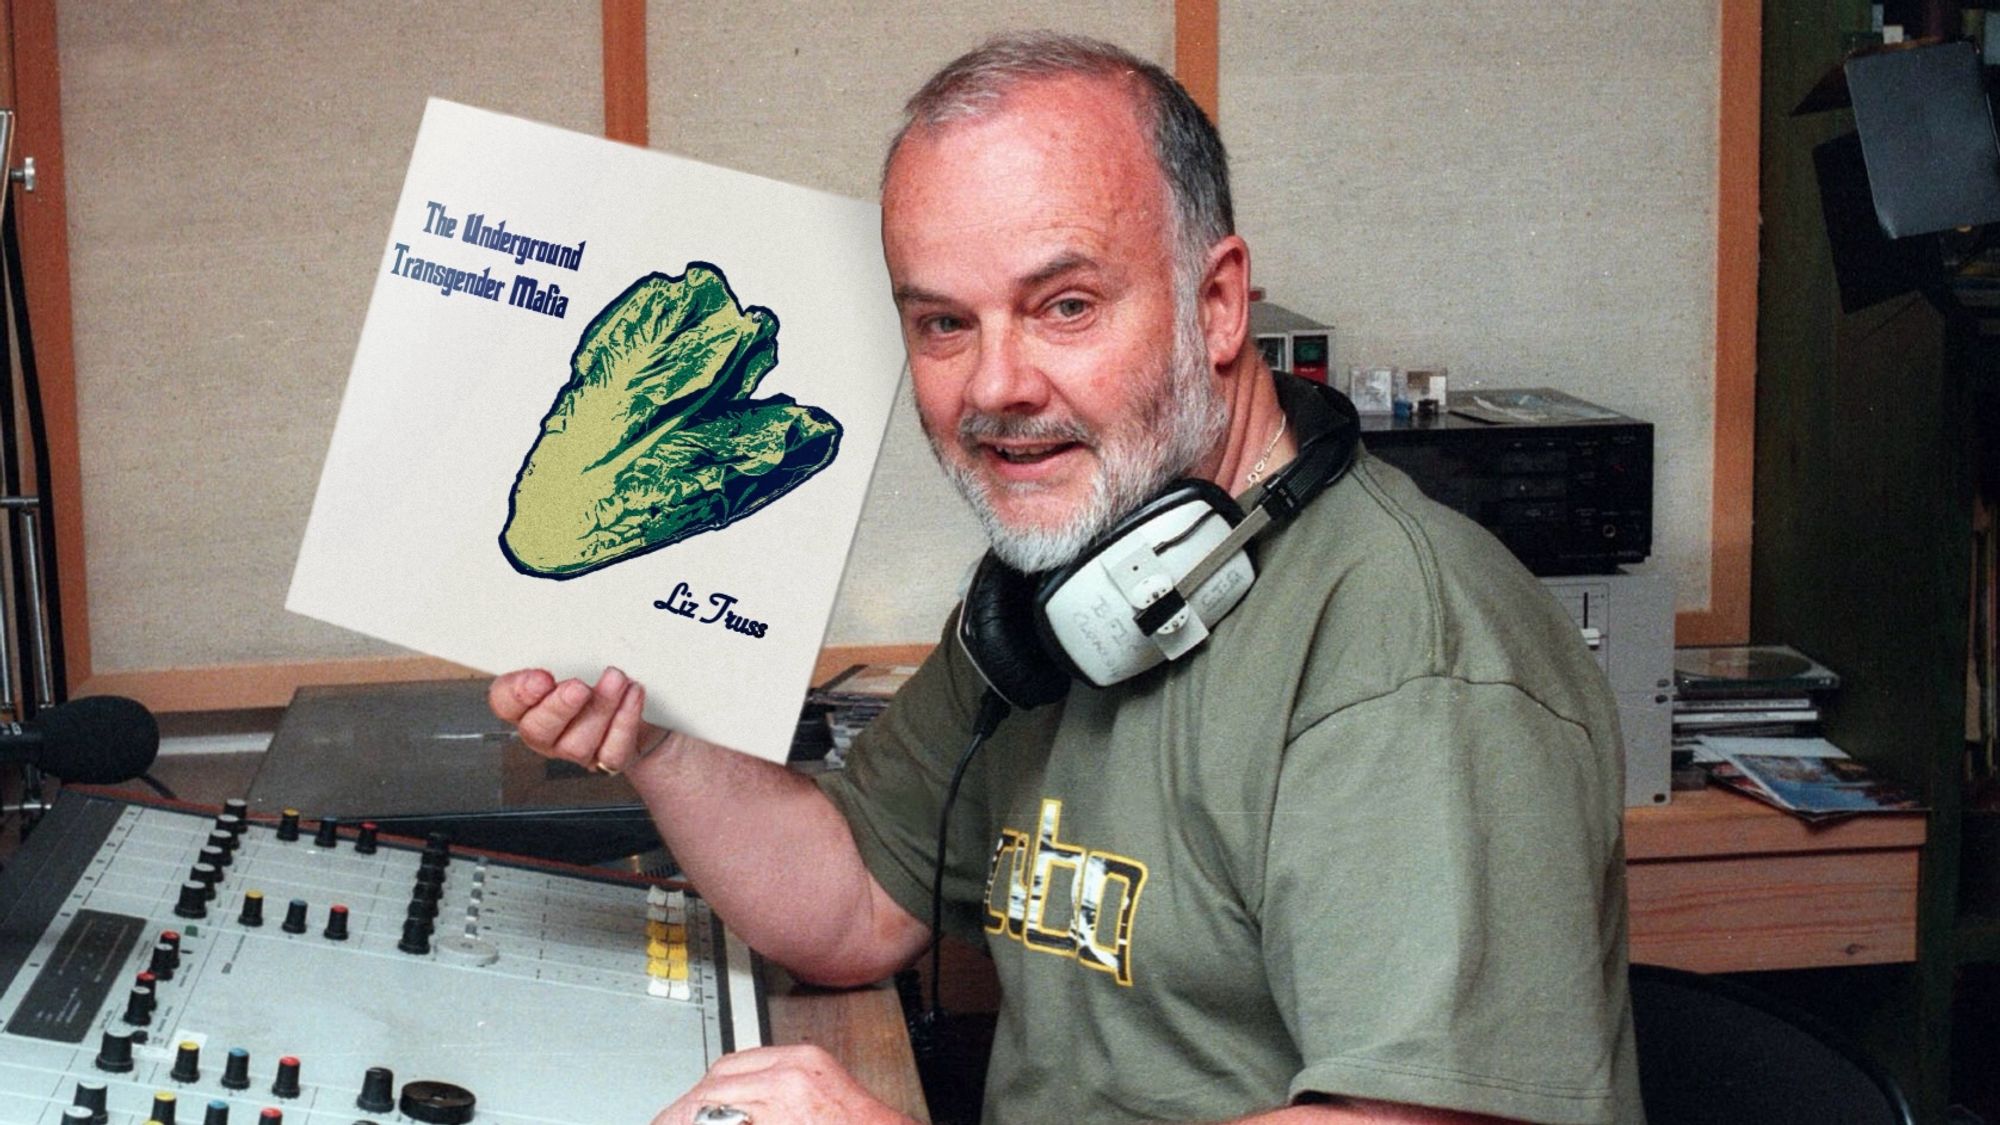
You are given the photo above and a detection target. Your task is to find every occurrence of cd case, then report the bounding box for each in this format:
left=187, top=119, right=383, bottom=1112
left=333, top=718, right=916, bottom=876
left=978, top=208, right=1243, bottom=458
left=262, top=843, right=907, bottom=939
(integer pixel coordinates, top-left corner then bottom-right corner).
left=1674, top=644, right=1842, bottom=698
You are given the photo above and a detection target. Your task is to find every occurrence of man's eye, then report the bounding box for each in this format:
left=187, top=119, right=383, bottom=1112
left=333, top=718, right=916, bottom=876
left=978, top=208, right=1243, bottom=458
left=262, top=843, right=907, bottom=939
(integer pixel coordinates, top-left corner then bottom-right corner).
left=920, top=314, right=966, bottom=335
left=1050, top=298, right=1091, bottom=319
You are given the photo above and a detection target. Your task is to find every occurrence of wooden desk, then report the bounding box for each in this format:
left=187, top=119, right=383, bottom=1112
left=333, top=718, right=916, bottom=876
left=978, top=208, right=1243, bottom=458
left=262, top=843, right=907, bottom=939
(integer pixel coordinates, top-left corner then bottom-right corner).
left=765, top=968, right=931, bottom=1123
left=1625, top=785, right=1927, bottom=972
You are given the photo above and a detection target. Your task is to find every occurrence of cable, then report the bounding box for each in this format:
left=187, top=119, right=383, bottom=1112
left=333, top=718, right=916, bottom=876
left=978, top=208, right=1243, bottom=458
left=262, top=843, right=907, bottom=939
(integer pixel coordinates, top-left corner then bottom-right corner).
left=133, top=772, right=177, bottom=801
left=0, top=210, right=29, bottom=721
left=2, top=205, right=65, bottom=704
left=916, top=689, right=1011, bottom=1034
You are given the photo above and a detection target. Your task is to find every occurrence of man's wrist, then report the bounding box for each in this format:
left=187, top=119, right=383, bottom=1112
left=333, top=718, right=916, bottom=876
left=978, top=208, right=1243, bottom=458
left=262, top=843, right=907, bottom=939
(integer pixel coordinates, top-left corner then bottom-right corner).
left=629, top=727, right=683, bottom=776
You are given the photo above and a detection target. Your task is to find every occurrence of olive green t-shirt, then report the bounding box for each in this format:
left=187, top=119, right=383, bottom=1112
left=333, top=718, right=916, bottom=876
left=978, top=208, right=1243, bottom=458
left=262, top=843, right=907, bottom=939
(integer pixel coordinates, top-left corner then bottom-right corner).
left=820, top=453, right=1643, bottom=1124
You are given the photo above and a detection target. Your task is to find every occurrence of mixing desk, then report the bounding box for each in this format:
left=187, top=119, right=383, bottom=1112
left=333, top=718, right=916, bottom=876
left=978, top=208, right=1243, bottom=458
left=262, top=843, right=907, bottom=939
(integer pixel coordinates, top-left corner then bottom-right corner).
left=0, top=790, right=764, bottom=1123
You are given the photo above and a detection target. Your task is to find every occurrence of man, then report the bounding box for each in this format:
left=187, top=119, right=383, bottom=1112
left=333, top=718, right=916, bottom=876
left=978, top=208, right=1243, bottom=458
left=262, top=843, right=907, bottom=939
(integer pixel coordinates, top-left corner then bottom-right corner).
left=493, top=32, right=1641, bottom=1125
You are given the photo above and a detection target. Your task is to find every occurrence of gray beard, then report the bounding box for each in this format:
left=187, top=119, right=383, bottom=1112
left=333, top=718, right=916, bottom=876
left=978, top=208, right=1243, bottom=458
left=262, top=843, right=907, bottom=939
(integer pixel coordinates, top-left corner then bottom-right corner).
left=928, top=301, right=1227, bottom=573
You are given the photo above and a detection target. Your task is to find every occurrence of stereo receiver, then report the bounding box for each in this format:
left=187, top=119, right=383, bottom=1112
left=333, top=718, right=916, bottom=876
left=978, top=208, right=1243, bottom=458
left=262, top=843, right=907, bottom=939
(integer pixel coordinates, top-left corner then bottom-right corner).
left=1360, top=388, right=1652, bottom=576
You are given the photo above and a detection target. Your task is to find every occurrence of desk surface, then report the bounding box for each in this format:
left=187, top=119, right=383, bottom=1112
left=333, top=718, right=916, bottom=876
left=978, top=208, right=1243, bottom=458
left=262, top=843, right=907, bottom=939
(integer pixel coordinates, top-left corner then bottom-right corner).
left=766, top=970, right=931, bottom=1123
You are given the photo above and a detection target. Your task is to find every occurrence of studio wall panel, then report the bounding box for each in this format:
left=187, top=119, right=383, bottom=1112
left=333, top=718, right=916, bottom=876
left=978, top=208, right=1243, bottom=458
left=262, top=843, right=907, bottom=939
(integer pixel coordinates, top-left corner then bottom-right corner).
left=59, top=2, right=602, bottom=673
left=1222, top=3, right=1721, bottom=612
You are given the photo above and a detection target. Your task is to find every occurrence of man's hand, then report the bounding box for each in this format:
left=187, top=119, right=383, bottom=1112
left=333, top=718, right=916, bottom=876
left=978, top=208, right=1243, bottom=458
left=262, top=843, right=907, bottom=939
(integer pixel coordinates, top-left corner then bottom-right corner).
left=651, top=1045, right=917, bottom=1125
left=487, top=666, right=667, bottom=775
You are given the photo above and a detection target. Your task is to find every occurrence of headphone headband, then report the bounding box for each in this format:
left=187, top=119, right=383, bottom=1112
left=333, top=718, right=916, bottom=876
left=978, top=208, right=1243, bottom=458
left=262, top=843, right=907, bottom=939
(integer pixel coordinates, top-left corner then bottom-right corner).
left=1241, top=371, right=1361, bottom=518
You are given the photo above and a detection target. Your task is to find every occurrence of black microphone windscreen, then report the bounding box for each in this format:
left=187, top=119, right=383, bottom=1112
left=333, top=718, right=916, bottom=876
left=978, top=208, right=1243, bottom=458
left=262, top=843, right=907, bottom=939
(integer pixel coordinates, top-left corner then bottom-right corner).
left=38, top=695, right=161, bottom=783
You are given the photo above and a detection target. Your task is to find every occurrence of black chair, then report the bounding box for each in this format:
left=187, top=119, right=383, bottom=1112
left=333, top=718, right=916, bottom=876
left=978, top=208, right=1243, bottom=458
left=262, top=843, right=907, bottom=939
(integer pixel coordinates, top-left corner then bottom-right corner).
left=1631, top=963, right=1917, bottom=1124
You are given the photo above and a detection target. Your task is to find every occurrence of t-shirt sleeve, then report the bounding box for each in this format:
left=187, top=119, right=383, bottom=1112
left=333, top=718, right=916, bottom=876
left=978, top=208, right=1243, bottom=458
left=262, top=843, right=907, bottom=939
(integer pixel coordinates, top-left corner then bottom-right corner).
left=815, top=618, right=999, bottom=945
left=1262, top=675, right=1630, bottom=1125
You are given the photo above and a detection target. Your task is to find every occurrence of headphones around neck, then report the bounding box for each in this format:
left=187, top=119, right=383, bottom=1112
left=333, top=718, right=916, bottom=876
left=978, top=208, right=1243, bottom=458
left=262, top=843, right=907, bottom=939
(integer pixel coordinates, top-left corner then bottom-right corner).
left=956, top=372, right=1361, bottom=710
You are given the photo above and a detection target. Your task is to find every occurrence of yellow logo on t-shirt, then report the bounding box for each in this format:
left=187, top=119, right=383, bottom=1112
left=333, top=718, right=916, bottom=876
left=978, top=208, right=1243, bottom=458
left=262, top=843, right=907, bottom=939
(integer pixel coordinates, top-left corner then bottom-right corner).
left=982, top=798, right=1148, bottom=985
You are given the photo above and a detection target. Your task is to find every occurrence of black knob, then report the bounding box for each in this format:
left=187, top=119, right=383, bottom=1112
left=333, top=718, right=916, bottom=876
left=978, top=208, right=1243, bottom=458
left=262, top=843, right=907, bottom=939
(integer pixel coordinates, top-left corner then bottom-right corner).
left=170, top=1039, right=200, bottom=1082
left=397, top=916, right=432, bottom=955
left=94, top=1029, right=134, bottom=1072
left=256, top=1110, right=282, bottom=1125
left=173, top=880, right=208, bottom=920
left=356, top=821, right=380, bottom=855
left=272, top=1054, right=302, bottom=1098
left=150, top=1091, right=178, bottom=1125
left=121, top=984, right=154, bottom=1025
left=357, top=1065, right=396, bottom=1112
left=281, top=899, right=308, bottom=934
left=190, top=863, right=221, bottom=899
left=150, top=940, right=180, bottom=980
left=238, top=890, right=265, bottom=927
left=71, top=1079, right=108, bottom=1124
left=277, top=809, right=301, bottom=841
left=324, top=904, right=350, bottom=941
left=220, top=1046, right=251, bottom=1090
left=201, top=842, right=230, bottom=869
left=62, top=1107, right=92, bottom=1123
left=224, top=797, right=249, bottom=819
left=406, top=895, right=437, bottom=923
left=414, top=863, right=445, bottom=889
left=215, top=812, right=245, bottom=841
left=422, top=832, right=451, bottom=863
left=159, top=929, right=182, bottom=952
left=313, top=816, right=340, bottom=848
left=202, top=1099, right=229, bottom=1125
left=399, top=1079, right=477, bottom=1124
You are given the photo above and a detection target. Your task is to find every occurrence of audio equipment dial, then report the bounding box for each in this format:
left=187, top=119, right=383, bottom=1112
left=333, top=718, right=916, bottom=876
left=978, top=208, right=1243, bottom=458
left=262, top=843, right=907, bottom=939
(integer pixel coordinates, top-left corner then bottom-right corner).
left=399, top=1079, right=477, bottom=1124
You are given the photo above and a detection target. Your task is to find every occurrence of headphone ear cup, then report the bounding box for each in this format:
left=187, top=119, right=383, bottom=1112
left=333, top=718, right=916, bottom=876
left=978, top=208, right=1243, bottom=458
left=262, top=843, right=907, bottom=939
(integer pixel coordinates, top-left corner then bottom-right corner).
left=957, top=553, right=1071, bottom=710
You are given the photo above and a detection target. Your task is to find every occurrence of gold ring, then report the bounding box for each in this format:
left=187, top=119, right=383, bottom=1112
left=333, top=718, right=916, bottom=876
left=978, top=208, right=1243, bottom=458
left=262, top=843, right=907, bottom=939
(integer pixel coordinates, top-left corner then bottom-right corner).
left=592, top=761, right=620, bottom=776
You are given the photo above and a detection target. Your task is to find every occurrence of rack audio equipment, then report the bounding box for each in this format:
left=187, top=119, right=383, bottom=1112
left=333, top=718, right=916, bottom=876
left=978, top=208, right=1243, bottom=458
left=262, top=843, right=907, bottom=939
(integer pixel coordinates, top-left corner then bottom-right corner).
left=1360, top=389, right=1653, bottom=576
left=0, top=789, right=764, bottom=1123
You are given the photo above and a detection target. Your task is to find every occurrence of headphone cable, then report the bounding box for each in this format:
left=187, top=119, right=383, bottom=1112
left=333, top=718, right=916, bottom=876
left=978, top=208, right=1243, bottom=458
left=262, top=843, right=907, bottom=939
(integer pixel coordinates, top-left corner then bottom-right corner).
left=916, top=688, right=1011, bottom=1035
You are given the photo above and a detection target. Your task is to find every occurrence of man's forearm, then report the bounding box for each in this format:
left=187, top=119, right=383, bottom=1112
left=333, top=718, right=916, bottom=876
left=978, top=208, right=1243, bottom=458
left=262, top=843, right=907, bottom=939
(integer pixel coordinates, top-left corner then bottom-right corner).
left=624, top=731, right=927, bottom=986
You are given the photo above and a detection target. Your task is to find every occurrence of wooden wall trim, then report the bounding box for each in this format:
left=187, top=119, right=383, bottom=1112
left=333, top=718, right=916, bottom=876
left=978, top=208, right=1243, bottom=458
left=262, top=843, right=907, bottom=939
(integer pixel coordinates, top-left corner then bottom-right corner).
left=811, top=643, right=933, bottom=685
left=9, top=0, right=90, bottom=688
left=1174, top=0, right=1219, bottom=122
left=1676, top=0, right=1760, bottom=645
left=79, top=645, right=937, bottom=714
left=78, top=656, right=485, bottom=713
left=602, top=0, right=648, bottom=145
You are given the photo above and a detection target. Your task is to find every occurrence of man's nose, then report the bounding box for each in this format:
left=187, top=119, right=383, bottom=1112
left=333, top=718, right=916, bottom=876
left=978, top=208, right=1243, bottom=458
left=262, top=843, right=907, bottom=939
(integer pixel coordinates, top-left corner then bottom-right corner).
left=964, top=322, right=1050, bottom=416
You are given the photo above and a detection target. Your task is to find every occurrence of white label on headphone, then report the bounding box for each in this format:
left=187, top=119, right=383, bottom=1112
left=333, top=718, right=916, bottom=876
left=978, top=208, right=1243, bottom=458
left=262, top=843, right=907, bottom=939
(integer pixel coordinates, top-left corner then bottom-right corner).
left=1043, top=498, right=1257, bottom=687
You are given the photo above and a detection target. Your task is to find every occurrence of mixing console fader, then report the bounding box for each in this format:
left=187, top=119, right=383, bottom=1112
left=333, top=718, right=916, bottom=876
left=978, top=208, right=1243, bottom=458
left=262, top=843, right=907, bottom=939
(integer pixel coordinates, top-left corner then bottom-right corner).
left=0, top=791, right=765, bottom=1123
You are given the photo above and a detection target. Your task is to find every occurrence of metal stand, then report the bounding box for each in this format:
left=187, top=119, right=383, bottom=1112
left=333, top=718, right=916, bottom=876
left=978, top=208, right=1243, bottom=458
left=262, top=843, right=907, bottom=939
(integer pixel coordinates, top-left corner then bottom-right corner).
left=0, top=107, right=70, bottom=838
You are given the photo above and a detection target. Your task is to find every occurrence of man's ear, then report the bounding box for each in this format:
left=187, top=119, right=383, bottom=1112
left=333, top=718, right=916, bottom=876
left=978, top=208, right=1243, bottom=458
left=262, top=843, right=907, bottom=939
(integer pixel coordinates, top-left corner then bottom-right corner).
left=1198, top=235, right=1252, bottom=373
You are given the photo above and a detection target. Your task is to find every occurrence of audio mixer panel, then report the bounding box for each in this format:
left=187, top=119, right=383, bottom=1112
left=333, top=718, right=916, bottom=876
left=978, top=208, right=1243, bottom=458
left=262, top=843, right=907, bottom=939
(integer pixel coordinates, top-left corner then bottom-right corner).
left=0, top=791, right=764, bottom=1123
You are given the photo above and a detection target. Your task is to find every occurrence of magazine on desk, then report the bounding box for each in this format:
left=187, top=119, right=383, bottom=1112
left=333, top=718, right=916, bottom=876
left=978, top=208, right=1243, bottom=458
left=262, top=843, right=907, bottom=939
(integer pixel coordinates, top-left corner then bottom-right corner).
left=1690, top=736, right=1924, bottom=821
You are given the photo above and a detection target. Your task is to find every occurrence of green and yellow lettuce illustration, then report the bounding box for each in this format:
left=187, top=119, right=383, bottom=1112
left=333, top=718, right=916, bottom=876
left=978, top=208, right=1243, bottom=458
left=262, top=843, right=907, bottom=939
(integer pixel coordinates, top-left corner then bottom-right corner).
left=500, top=264, right=842, bottom=579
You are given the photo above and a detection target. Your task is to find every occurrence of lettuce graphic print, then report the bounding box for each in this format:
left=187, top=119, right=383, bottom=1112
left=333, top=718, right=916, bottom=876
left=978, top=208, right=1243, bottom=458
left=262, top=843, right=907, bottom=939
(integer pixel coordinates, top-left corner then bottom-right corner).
left=500, top=263, right=843, bottom=579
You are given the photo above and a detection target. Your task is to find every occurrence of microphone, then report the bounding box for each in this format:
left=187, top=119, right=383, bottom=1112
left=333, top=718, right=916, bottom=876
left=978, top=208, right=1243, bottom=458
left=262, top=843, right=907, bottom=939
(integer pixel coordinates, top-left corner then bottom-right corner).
left=0, top=695, right=160, bottom=783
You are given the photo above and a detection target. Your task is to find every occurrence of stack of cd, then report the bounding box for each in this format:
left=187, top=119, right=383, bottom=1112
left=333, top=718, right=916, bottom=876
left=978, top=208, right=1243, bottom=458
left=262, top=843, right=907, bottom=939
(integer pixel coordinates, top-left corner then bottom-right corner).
left=804, top=662, right=918, bottom=766
left=1672, top=644, right=1842, bottom=739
